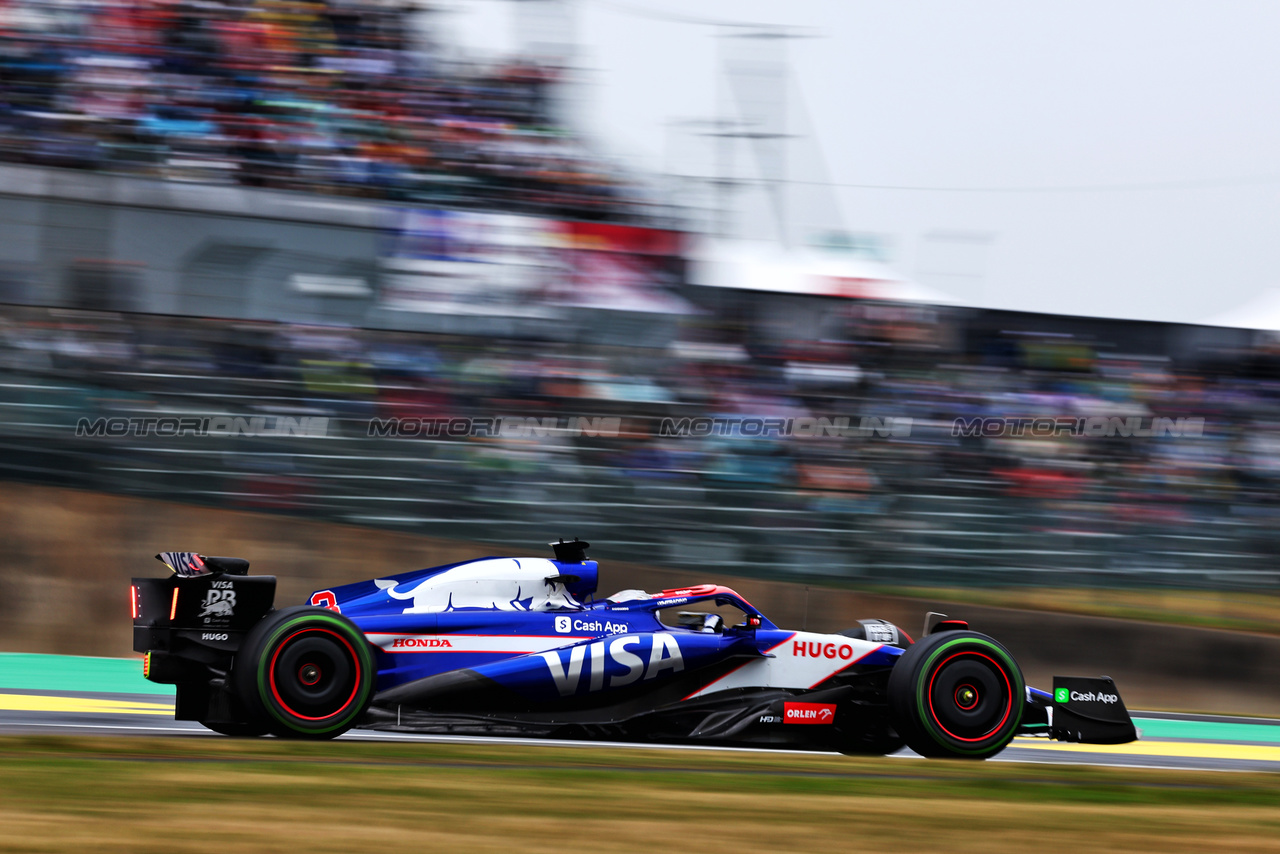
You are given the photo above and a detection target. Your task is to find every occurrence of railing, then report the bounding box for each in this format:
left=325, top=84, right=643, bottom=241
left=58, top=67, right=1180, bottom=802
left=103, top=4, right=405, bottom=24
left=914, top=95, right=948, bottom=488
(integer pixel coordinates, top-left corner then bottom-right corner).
left=1, top=319, right=1275, bottom=592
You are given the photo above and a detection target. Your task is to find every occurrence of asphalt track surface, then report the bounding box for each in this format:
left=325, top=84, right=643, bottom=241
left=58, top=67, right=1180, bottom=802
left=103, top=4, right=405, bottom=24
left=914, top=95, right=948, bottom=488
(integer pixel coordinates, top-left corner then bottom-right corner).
left=3, top=654, right=1278, bottom=772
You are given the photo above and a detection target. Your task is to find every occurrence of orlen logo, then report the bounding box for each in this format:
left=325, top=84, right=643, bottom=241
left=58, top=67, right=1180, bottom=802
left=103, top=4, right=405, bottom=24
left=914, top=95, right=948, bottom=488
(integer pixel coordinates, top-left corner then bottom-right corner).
left=793, top=640, right=857, bottom=661
left=783, top=702, right=836, bottom=725
left=390, top=637, right=454, bottom=649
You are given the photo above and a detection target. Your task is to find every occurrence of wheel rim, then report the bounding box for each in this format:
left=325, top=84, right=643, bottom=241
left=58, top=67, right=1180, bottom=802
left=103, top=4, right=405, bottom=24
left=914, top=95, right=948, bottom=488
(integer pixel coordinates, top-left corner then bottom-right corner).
left=925, top=651, right=1013, bottom=743
left=954, top=683, right=979, bottom=710
left=298, top=663, right=322, bottom=686
left=267, top=627, right=362, bottom=722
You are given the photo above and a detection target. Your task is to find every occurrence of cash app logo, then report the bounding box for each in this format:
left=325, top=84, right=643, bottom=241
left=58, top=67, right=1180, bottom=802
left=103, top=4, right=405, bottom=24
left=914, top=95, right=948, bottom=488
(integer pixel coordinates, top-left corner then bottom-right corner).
left=1054, top=688, right=1070, bottom=703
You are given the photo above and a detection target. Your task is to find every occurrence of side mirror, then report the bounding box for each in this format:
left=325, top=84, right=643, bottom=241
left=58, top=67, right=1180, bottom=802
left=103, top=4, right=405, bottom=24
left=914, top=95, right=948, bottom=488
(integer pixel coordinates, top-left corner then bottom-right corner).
left=922, top=612, right=969, bottom=636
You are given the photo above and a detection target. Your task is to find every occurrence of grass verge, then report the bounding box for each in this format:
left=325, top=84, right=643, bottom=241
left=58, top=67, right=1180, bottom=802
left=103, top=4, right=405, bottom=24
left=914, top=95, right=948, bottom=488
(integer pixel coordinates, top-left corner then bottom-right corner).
left=1, top=736, right=1279, bottom=853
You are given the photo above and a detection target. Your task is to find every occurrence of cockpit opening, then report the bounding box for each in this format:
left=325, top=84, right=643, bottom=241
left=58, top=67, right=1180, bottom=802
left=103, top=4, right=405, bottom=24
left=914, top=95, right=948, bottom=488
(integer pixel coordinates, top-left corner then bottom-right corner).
left=657, top=600, right=751, bottom=633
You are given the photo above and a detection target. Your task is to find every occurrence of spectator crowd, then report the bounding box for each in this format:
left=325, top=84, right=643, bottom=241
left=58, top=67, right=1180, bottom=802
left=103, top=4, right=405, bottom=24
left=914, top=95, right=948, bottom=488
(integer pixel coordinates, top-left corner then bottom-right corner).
left=0, top=0, right=654, bottom=222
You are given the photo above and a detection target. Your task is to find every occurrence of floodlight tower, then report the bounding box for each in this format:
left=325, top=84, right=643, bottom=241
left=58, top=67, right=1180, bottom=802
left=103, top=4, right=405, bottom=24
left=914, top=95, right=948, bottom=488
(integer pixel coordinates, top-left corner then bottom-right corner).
left=712, top=26, right=836, bottom=247
left=511, top=0, right=579, bottom=128
left=513, top=0, right=576, bottom=61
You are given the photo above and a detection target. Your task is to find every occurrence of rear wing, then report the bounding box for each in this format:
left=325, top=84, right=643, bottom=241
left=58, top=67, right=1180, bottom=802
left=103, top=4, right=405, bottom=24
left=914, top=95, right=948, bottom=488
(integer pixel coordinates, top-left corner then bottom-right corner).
left=155, top=552, right=250, bottom=578
left=132, top=552, right=275, bottom=660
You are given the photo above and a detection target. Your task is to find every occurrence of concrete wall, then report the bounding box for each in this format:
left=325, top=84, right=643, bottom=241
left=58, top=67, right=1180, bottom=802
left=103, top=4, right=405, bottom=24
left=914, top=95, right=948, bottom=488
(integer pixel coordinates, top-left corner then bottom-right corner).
left=0, top=163, right=674, bottom=341
left=1, top=482, right=1277, bottom=715
left=0, top=164, right=384, bottom=325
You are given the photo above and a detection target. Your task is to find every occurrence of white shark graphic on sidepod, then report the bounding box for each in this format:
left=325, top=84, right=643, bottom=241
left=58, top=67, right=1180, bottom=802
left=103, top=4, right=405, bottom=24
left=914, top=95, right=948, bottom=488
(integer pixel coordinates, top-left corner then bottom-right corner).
left=373, top=557, right=580, bottom=613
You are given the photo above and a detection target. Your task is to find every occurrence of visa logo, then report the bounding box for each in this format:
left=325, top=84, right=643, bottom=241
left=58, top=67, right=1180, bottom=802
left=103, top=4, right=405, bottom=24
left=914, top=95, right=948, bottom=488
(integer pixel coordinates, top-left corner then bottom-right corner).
left=539, top=633, right=684, bottom=696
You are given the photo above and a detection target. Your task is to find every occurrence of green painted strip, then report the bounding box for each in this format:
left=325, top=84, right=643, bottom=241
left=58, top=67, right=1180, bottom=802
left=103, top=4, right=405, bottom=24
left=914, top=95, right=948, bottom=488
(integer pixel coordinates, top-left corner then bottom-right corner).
left=0, top=653, right=174, bottom=696
left=1133, top=717, right=1280, bottom=744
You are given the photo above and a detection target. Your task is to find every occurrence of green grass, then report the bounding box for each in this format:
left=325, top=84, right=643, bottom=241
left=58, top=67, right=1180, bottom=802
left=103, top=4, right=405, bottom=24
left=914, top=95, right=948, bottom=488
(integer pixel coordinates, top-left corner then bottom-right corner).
left=2, top=737, right=1279, bottom=853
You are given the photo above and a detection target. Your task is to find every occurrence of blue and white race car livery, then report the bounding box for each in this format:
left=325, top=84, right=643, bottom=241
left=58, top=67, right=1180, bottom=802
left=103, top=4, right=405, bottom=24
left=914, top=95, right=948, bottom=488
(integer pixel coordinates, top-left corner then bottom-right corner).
left=131, top=540, right=1137, bottom=758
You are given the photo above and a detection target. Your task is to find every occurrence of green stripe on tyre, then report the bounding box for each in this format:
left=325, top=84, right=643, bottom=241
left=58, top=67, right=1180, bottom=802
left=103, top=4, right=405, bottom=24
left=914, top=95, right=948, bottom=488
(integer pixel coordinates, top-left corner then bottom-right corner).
left=913, top=635, right=1023, bottom=756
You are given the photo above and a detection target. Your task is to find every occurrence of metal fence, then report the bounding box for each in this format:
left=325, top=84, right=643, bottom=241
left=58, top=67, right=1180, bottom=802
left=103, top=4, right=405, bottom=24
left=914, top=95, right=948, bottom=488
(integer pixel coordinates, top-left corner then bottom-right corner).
left=2, top=305, right=1276, bottom=592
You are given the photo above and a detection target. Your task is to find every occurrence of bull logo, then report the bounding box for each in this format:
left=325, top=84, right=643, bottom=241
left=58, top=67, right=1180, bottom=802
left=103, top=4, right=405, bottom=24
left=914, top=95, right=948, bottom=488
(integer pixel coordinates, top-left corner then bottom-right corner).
left=372, top=559, right=581, bottom=614
left=375, top=577, right=546, bottom=613
left=199, top=589, right=236, bottom=618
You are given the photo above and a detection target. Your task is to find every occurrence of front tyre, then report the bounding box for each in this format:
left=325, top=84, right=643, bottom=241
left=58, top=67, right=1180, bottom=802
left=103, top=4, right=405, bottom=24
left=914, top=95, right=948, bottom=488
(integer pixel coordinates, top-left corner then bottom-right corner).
left=887, top=631, right=1024, bottom=759
left=235, top=606, right=375, bottom=740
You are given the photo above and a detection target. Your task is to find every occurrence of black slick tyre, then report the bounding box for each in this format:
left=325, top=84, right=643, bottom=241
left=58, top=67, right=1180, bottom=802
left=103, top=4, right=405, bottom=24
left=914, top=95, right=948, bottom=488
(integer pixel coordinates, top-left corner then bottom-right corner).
left=235, top=606, right=376, bottom=740
left=887, top=630, right=1024, bottom=759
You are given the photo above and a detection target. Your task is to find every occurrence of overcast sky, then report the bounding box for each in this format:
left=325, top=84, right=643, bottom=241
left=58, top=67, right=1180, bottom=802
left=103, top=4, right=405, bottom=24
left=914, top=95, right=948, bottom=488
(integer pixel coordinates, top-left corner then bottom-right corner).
left=440, top=0, right=1280, bottom=327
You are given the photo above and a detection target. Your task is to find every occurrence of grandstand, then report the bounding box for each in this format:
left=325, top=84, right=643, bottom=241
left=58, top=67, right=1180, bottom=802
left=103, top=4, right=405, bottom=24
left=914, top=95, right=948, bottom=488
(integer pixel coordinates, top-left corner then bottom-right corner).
left=0, top=0, right=654, bottom=222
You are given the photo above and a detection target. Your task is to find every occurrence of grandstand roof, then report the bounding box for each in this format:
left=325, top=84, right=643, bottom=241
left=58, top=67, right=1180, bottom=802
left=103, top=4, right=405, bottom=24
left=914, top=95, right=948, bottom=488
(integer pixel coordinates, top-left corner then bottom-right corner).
left=687, top=238, right=962, bottom=305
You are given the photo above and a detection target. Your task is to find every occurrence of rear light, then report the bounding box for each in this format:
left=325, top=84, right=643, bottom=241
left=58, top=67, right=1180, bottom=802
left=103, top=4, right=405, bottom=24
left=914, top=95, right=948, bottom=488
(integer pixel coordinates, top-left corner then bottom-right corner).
left=169, top=588, right=179, bottom=621
left=143, top=651, right=151, bottom=679
left=130, top=585, right=139, bottom=620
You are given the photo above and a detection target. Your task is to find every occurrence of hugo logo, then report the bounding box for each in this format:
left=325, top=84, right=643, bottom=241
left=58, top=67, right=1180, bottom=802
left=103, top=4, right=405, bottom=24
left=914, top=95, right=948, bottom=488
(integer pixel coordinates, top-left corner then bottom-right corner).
left=792, top=640, right=855, bottom=661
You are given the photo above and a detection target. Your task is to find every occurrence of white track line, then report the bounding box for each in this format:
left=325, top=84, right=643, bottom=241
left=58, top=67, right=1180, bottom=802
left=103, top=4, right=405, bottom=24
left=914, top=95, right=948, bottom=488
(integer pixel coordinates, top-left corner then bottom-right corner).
left=2, top=718, right=1274, bottom=772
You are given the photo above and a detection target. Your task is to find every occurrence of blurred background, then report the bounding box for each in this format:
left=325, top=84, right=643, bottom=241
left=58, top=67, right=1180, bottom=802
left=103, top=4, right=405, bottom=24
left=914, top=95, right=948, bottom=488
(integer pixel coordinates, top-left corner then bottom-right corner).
left=2, top=0, right=1280, bottom=620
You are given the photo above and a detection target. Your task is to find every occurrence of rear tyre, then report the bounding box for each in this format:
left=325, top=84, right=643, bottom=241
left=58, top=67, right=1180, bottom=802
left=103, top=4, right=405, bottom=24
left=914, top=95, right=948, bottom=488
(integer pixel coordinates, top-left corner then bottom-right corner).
left=235, top=606, right=376, bottom=740
left=887, top=630, right=1024, bottom=759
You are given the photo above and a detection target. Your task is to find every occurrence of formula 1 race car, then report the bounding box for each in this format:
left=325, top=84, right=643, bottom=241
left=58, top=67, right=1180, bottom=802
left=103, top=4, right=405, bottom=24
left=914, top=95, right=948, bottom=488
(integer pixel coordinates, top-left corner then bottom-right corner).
left=131, top=540, right=1137, bottom=758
